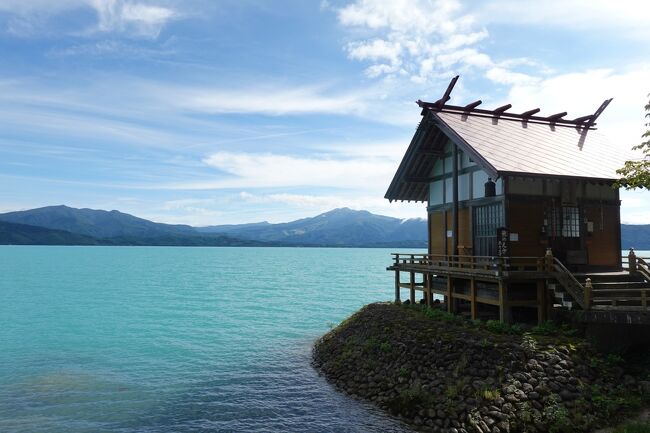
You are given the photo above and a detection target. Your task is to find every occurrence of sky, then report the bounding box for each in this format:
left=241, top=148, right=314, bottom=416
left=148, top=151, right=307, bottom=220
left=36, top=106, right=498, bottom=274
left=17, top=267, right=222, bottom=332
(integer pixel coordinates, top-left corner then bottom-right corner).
left=0, top=0, right=649, bottom=226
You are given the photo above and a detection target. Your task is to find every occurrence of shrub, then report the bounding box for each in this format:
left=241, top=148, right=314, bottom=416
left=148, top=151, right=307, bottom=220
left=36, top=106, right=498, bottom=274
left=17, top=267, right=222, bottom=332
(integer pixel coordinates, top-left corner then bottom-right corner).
left=485, top=320, right=523, bottom=335
left=477, top=387, right=501, bottom=401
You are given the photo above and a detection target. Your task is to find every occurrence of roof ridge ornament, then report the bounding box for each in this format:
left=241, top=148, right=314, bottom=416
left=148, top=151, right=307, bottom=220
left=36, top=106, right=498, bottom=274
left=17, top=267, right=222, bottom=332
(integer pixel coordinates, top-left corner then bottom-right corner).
left=415, top=75, right=613, bottom=129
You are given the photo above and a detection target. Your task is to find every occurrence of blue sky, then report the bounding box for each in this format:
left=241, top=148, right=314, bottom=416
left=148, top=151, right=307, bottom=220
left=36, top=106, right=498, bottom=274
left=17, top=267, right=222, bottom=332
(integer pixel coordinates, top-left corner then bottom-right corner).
left=0, top=0, right=649, bottom=225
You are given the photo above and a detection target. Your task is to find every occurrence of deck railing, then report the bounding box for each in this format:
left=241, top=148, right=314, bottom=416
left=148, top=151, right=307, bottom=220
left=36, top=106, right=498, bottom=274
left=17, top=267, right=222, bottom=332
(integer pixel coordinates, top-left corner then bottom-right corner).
left=391, top=250, right=650, bottom=312
left=390, top=253, right=546, bottom=276
left=591, top=251, right=650, bottom=310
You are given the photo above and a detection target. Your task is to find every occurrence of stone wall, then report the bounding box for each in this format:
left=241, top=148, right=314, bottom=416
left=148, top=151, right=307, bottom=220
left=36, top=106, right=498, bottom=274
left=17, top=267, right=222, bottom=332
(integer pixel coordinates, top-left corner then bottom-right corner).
left=313, top=303, right=650, bottom=433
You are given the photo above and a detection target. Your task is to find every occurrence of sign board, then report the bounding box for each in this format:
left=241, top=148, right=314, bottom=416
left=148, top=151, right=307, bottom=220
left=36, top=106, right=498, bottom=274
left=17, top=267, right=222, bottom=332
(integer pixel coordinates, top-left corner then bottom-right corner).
left=497, top=227, right=510, bottom=257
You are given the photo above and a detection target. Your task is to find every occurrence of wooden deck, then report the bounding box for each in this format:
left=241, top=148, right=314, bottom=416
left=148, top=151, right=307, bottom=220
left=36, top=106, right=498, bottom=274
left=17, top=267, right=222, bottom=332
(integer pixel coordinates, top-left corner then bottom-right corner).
left=388, top=251, right=650, bottom=324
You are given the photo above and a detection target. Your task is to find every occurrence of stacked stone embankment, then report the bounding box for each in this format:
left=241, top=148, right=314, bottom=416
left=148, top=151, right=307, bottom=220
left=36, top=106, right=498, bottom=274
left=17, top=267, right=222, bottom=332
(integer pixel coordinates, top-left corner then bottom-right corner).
left=313, top=303, right=650, bottom=433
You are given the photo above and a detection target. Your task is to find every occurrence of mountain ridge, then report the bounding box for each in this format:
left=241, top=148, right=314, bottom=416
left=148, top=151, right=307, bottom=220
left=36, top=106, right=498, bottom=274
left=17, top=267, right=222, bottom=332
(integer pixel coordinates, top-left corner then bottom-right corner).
left=0, top=205, right=647, bottom=249
left=0, top=206, right=428, bottom=247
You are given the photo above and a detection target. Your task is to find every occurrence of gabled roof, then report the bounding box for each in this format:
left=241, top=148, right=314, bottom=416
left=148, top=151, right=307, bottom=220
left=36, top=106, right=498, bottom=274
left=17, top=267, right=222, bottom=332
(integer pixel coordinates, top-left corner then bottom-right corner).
left=385, top=77, right=624, bottom=203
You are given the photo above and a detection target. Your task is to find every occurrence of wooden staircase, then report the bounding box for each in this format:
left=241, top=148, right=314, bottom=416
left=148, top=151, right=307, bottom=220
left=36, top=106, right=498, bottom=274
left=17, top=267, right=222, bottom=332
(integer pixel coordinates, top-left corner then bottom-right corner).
left=549, top=251, right=650, bottom=320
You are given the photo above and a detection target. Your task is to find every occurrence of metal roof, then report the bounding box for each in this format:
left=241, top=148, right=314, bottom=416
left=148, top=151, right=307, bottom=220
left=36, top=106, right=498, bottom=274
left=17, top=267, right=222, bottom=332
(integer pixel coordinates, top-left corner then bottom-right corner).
left=436, top=110, right=624, bottom=179
left=385, top=109, right=624, bottom=203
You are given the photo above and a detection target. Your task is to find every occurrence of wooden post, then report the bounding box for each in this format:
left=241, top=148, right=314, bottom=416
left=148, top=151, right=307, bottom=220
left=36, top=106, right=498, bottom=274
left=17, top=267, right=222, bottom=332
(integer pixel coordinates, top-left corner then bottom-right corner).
left=394, top=270, right=401, bottom=303
left=536, top=281, right=546, bottom=324
left=425, top=273, right=432, bottom=307
left=447, top=276, right=454, bottom=313
left=470, top=277, right=477, bottom=320
left=410, top=272, right=416, bottom=304
left=629, top=248, right=637, bottom=272
left=545, top=248, right=554, bottom=272
left=498, top=280, right=510, bottom=323
left=584, top=278, right=592, bottom=310
left=452, top=143, right=459, bottom=256
left=642, top=289, right=647, bottom=309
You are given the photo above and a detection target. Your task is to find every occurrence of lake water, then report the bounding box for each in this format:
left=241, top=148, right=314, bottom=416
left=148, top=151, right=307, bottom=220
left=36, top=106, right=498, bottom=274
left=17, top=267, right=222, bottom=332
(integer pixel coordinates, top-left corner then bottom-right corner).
left=0, top=246, right=420, bottom=433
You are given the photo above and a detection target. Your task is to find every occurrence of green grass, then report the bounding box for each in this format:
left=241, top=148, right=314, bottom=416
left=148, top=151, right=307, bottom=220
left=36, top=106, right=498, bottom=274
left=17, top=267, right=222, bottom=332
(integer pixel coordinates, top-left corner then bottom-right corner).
left=614, top=422, right=650, bottom=433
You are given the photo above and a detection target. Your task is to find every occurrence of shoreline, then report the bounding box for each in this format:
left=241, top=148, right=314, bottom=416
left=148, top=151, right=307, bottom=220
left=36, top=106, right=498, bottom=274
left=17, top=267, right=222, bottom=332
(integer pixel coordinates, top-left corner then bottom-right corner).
left=313, top=303, right=650, bottom=433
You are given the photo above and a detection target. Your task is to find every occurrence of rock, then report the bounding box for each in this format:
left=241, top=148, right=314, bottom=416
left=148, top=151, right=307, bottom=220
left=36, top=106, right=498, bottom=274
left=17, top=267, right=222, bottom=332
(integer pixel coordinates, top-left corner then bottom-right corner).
left=488, top=411, right=507, bottom=421
left=311, top=303, right=648, bottom=433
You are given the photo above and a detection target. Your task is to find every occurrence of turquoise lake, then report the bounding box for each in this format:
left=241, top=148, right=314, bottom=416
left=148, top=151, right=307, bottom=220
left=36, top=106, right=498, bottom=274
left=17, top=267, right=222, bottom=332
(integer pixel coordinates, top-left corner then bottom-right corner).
left=0, top=246, right=421, bottom=433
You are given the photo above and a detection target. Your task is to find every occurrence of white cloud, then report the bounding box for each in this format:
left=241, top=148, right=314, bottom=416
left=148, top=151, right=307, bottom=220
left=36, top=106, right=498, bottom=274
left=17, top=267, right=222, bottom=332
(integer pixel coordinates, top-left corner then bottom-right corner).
left=475, top=1, right=650, bottom=39
left=92, top=0, right=176, bottom=38
left=347, top=39, right=402, bottom=63
left=485, top=67, right=537, bottom=85
left=171, top=84, right=368, bottom=116
left=0, top=0, right=177, bottom=38
left=238, top=191, right=425, bottom=219
left=189, top=151, right=397, bottom=190
left=499, top=66, right=650, bottom=153
left=334, top=0, right=535, bottom=88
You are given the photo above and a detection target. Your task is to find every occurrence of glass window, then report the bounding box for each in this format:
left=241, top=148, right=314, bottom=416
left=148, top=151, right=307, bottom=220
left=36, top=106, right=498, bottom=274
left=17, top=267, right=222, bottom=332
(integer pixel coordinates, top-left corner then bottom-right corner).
left=432, top=159, right=443, bottom=176
left=472, top=170, right=488, bottom=199
left=547, top=206, right=581, bottom=238
left=429, top=180, right=444, bottom=205
left=444, top=178, right=452, bottom=203
left=458, top=173, right=470, bottom=201
left=561, top=207, right=581, bottom=238
left=443, top=156, right=453, bottom=174
left=473, top=203, right=504, bottom=256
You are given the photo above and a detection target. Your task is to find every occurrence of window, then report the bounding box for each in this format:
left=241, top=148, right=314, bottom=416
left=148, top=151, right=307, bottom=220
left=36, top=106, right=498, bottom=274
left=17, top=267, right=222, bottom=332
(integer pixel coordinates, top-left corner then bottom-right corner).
left=561, top=207, right=581, bottom=238
left=547, top=206, right=580, bottom=238
left=473, top=203, right=504, bottom=256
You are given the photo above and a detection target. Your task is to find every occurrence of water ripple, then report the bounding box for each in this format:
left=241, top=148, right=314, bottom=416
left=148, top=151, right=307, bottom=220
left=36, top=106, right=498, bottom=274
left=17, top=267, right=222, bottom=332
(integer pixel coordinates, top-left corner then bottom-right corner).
left=0, top=246, right=419, bottom=432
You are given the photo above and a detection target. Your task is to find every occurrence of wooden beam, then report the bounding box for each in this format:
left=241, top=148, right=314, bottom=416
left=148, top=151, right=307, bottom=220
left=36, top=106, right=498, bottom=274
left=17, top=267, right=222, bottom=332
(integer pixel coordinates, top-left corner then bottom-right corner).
left=425, top=104, right=592, bottom=127
left=521, top=108, right=540, bottom=118
left=493, top=104, right=512, bottom=116
left=435, top=75, right=460, bottom=109
left=463, top=100, right=482, bottom=111
left=546, top=112, right=568, bottom=122
left=395, top=271, right=401, bottom=302
left=498, top=280, right=509, bottom=323
left=585, top=98, right=613, bottom=128
left=410, top=272, right=416, bottom=304
left=470, top=277, right=477, bottom=320
left=572, top=114, right=593, bottom=123
left=537, top=281, right=546, bottom=324
left=452, top=142, right=459, bottom=255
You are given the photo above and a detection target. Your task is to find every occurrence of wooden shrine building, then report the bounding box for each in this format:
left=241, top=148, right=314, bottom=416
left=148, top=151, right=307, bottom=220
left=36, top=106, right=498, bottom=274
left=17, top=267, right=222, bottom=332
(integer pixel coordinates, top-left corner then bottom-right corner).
left=386, top=76, right=650, bottom=324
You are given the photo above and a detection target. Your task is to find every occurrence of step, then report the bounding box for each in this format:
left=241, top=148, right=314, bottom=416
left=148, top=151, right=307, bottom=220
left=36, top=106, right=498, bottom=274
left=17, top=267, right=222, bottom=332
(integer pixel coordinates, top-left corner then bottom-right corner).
left=592, top=281, right=650, bottom=289
left=583, top=274, right=645, bottom=283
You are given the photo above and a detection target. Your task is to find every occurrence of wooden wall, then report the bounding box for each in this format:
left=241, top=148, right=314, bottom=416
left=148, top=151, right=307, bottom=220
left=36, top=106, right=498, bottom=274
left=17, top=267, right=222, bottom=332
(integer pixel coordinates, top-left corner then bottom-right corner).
left=507, top=200, right=546, bottom=257
left=429, top=211, right=445, bottom=255
left=428, top=208, right=471, bottom=255
left=585, top=204, right=620, bottom=267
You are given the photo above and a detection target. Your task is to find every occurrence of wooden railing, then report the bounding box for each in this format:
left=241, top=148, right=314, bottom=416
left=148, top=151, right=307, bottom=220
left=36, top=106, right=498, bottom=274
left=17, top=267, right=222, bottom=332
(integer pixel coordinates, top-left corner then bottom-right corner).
left=390, top=253, right=545, bottom=276
left=552, top=258, right=586, bottom=309
left=391, top=251, right=650, bottom=312
left=584, top=251, right=650, bottom=311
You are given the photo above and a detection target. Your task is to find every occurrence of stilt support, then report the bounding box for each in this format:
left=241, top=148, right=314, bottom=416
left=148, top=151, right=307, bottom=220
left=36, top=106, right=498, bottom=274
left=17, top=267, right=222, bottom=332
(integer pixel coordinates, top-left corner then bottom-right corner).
left=470, top=277, right=477, bottom=320
left=394, top=270, right=401, bottom=303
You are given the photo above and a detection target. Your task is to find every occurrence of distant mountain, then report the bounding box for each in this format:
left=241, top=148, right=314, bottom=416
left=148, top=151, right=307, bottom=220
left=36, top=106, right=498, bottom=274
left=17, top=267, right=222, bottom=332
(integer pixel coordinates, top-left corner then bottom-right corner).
left=199, top=208, right=428, bottom=247
left=621, top=224, right=650, bottom=250
left=0, top=206, right=427, bottom=247
left=0, top=205, right=196, bottom=239
left=2, top=205, right=648, bottom=249
left=0, top=206, right=267, bottom=247
left=0, top=221, right=100, bottom=245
